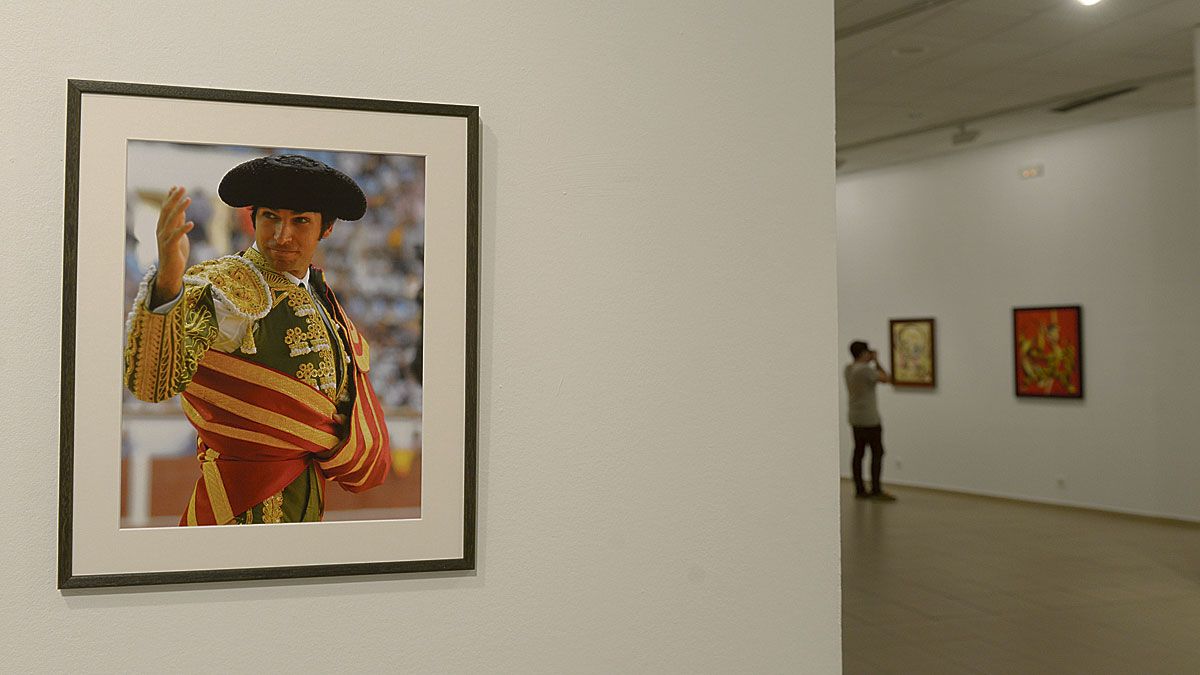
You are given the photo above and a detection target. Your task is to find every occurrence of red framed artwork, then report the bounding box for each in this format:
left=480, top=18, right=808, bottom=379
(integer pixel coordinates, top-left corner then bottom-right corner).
left=1012, top=305, right=1083, bottom=399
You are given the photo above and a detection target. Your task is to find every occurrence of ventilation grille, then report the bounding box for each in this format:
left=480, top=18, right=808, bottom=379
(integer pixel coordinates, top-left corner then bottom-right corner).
left=1051, top=87, right=1139, bottom=113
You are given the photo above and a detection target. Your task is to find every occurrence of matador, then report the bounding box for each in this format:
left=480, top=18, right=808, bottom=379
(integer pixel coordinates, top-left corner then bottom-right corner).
left=124, top=154, right=391, bottom=526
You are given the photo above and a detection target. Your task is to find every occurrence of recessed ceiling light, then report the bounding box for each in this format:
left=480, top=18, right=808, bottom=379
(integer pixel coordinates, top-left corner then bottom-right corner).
left=1077, top=0, right=1102, bottom=6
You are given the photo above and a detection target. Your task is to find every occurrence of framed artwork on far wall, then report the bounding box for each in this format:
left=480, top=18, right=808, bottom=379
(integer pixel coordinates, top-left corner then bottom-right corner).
left=1013, top=305, right=1083, bottom=399
left=888, top=318, right=936, bottom=388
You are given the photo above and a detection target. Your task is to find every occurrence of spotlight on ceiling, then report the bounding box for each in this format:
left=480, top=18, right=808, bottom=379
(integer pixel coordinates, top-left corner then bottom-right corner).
left=1077, top=0, right=1102, bottom=5
left=951, top=124, right=981, bottom=146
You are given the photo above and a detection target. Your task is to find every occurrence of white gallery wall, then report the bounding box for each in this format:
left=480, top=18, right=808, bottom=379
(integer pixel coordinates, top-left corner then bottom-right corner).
left=837, top=107, right=1200, bottom=520
left=0, top=2, right=840, bottom=672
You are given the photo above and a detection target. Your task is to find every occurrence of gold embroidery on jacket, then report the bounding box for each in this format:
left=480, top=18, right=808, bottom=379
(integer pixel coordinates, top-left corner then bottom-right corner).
left=262, top=492, right=285, bottom=523
left=183, top=256, right=271, bottom=318
left=233, top=508, right=254, bottom=525
left=283, top=288, right=338, bottom=397
left=241, top=247, right=346, bottom=400
left=239, top=326, right=258, bottom=354
left=124, top=256, right=271, bottom=403
left=124, top=282, right=219, bottom=402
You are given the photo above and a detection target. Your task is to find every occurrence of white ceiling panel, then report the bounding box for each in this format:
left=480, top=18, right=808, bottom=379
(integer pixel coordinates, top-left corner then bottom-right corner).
left=842, top=70, right=959, bottom=105
left=1019, top=48, right=1179, bottom=80
left=844, top=31, right=977, bottom=73
left=838, top=102, right=910, bottom=126
left=837, top=73, right=888, bottom=99
left=836, top=0, right=1198, bottom=173
left=987, top=12, right=1108, bottom=45
left=956, top=0, right=1065, bottom=16
left=903, top=6, right=1034, bottom=39
left=1128, top=28, right=1196, bottom=61
left=837, top=29, right=895, bottom=60
left=1049, top=0, right=1180, bottom=25
left=836, top=0, right=937, bottom=29
left=1076, top=16, right=1191, bottom=55
left=929, top=40, right=1048, bottom=71
left=955, top=0, right=1060, bottom=14
left=1134, top=0, right=1200, bottom=27
left=947, top=67, right=1075, bottom=96
left=900, top=96, right=987, bottom=121
left=997, top=70, right=1125, bottom=101
left=1125, top=74, right=1196, bottom=105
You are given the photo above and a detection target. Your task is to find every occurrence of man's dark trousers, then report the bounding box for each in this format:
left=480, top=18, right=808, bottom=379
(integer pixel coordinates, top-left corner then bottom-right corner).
left=851, top=425, right=884, bottom=495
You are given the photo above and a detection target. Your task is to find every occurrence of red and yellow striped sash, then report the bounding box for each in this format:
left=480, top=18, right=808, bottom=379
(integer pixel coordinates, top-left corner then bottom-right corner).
left=178, top=304, right=391, bottom=525
left=316, top=291, right=391, bottom=493
left=179, top=351, right=342, bottom=525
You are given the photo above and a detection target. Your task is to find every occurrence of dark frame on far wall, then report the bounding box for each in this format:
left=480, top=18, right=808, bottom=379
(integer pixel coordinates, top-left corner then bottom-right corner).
left=1012, top=305, right=1083, bottom=399
left=888, top=317, right=936, bottom=388
left=59, top=79, right=479, bottom=589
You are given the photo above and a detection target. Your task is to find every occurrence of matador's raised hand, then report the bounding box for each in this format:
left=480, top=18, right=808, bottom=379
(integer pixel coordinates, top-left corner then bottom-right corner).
left=151, top=186, right=195, bottom=307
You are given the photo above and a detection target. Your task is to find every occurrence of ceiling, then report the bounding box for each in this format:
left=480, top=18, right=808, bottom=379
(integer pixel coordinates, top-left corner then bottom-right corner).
left=836, top=0, right=1199, bottom=173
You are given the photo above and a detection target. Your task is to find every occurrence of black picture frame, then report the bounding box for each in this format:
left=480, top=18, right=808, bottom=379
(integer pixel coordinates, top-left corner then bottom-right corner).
left=1012, top=305, right=1083, bottom=399
left=59, top=79, right=479, bottom=588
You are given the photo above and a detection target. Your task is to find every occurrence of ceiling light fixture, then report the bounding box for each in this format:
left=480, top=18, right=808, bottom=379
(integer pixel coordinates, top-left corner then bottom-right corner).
left=951, top=124, right=981, bottom=145
left=1077, top=0, right=1102, bottom=6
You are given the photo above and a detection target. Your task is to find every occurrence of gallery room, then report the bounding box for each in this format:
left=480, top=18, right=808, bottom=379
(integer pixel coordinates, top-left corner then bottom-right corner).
left=836, top=0, right=1200, bottom=672
left=3, top=0, right=1198, bottom=672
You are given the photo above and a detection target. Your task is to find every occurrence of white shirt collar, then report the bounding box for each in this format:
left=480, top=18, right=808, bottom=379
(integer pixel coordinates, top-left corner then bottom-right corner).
left=250, top=242, right=310, bottom=287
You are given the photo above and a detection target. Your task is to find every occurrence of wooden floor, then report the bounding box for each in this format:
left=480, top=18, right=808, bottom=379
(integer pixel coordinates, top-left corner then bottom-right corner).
left=841, top=482, right=1200, bottom=674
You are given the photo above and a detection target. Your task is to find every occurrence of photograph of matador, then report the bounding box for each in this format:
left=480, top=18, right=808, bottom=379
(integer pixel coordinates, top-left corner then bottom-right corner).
left=123, top=152, right=422, bottom=527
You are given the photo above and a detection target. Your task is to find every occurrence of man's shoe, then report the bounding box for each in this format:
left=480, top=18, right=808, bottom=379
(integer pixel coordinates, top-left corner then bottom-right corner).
left=869, top=491, right=897, bottom=502
left=854, top=492, right=871, bottom=500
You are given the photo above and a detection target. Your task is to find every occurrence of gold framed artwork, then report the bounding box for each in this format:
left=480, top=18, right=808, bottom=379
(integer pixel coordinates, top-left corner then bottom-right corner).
left=888, top=318, right=936, bottom=388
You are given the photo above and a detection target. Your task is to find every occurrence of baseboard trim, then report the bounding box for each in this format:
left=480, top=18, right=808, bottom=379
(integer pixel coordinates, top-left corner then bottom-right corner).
left=840, top=476, right=1200, bottom=527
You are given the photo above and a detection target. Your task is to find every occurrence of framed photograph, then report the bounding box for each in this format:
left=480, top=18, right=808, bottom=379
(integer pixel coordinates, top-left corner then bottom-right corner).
left=1013, top=305, right=1083, bottom=399
left=59, top=80, right=479, bottom=588
left=888, top=318, right=936, bottom=388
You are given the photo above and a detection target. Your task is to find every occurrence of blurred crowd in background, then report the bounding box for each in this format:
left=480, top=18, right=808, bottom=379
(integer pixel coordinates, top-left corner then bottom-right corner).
left=122, top=143, right=425, bottom=417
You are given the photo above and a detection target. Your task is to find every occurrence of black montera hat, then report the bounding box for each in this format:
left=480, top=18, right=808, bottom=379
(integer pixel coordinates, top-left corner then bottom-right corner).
left=218, top=154, right=367, bottom=221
